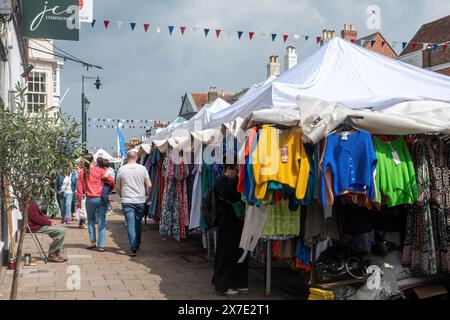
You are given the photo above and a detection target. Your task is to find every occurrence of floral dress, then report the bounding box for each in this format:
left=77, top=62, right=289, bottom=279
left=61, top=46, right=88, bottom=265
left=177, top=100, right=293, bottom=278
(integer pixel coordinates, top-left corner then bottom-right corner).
left=402, top=136, right=450, bottom=275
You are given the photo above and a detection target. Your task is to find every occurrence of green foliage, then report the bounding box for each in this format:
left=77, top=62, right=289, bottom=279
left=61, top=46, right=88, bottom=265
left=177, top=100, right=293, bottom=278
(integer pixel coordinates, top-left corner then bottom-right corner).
left=0, top=84, right=83, bottom=207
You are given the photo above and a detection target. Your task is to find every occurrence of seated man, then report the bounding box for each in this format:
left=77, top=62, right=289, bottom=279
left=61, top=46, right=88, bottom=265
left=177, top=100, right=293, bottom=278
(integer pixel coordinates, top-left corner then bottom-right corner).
left=27, top=202, right=67, bottom=263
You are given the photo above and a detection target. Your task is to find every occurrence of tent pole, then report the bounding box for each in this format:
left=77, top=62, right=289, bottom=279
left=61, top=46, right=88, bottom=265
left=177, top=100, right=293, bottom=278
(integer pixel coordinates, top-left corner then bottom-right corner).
left=265, top=239, right=272, bottom=296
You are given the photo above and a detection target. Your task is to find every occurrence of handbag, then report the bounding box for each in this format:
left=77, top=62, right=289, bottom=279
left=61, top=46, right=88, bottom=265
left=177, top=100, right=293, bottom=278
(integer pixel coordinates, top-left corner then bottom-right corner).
left=231, top=201, right=246, bottom=219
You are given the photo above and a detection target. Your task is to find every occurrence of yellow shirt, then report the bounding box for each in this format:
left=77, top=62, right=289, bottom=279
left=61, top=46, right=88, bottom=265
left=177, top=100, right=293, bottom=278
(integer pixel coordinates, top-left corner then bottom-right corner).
left=252, top=125, right=310, bottom=200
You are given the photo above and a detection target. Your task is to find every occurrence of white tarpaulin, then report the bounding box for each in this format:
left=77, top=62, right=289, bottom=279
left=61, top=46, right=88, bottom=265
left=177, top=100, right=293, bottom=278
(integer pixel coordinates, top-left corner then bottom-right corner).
left=150, top=116, right=187, bottom=142
left=93, top=148, right=114, bottom=161
left=297, top=96, right=450, bottom=144
left=144, top=98, right=231, bottom=144
left=206, top=37, right=450, bottom=130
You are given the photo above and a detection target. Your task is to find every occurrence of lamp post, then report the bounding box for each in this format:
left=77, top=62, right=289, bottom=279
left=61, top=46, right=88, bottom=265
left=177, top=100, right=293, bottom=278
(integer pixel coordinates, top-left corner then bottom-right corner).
left=81, top=75, right=101, bottom=154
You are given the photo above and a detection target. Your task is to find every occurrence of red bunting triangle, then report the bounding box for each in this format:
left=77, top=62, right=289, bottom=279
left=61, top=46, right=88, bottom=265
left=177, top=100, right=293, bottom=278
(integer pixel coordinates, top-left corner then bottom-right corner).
left=143, top=23, right=150, bottom=32
left=180, top=26, right=186, bottom=35
left=103, top=20, right=110, bottom=29
left=283, top=34, right=288, bottom=42
left=381, top=41, right=386, bottom=47
left=215, top=29, right=221, bottom=38
left=249, top=32, right=255, bottom=40
left=350, top=39, right=356, bottom=43
left=412, top=42, right=418, bottom=50
left=316, top=36, right=321, bottom=44
left=443, top=44, right=449, bottom=52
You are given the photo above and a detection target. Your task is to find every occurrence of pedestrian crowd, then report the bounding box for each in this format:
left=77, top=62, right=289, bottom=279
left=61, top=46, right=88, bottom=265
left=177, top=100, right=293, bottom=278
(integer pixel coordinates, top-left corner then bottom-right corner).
left=27, top=150, right=249, bottom=296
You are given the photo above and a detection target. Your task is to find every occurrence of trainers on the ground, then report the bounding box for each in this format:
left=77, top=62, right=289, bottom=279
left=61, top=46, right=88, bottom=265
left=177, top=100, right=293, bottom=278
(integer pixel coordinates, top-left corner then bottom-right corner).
left=216, top=288, right=239, bottom=296
left=130, top=250, right=137, bottom=257
left=237, top=288, right=249, bottom=294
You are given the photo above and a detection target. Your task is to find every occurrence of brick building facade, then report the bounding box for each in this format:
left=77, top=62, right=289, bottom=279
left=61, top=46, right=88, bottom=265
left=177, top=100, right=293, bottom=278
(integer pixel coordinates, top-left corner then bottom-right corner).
left=399, top=15, right=450, bottom=76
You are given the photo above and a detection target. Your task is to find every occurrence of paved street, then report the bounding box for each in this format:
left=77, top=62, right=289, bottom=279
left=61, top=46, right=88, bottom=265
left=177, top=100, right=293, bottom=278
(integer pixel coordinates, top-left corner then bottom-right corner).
left=0, top=197, right=291, bottom=300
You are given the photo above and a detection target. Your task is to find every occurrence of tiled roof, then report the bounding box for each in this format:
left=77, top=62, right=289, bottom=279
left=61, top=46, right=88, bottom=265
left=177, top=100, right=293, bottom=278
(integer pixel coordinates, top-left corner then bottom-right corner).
left=401, top=15, right=450, bottom=56
left=356, top=32, right=397, bottom=57
left=190, top=92, right=236, bottom=111
left=190, top=93, right=209, bottom=111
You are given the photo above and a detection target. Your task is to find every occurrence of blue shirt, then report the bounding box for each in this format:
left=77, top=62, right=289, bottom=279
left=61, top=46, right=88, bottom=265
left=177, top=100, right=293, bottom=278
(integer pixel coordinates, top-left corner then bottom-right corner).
left=320, top=130, right=378, bottom=207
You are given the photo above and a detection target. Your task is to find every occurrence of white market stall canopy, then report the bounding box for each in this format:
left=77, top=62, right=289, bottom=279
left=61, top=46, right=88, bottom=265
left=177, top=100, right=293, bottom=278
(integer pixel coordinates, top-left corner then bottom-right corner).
left=205, top=37, right=450, bottom=130
left=93, top=148, right=115, bottom=161
left=239, top=96, right=450, bottom=144
left=150, top=116, right=186, bottom=141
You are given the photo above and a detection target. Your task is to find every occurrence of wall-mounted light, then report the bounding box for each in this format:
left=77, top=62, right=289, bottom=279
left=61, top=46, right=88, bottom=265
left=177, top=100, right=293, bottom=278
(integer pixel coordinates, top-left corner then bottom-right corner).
left=21, top=64, right=34, bottom=78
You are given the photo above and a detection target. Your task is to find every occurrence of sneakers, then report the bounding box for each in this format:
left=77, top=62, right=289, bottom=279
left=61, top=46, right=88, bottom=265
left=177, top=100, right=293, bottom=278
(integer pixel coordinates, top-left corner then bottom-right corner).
left=130, top=250, right=137, bottom=257
left=237, top=288, right=249, bottom=294
left=216, top=288, right=239, bottom=296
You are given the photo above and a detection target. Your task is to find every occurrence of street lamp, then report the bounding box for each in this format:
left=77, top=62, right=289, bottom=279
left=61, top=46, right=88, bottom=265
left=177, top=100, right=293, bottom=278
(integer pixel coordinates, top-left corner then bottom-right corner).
left=81, top=75, right=101, bottom=154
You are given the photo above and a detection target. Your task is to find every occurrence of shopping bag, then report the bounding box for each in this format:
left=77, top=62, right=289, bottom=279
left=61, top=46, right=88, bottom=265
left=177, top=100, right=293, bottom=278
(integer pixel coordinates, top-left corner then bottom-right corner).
left=75, top=197, right=87, bottom=221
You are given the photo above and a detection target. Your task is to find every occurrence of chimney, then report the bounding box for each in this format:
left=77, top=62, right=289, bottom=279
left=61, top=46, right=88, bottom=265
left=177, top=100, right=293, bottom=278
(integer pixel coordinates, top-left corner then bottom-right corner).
left=267, top=55, right=280, bottom=78
left=341, top=24, right=357, bottom=42
left=208, top=86, right=218, bottom=103
left=284, top=46, right=298, bottom=71
left=320, top=29, right=336, bottom=46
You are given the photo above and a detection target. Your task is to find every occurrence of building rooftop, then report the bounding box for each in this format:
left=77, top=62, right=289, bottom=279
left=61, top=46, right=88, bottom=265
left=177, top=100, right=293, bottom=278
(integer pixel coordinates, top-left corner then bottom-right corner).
left=401, top=15, right=450, bottom=56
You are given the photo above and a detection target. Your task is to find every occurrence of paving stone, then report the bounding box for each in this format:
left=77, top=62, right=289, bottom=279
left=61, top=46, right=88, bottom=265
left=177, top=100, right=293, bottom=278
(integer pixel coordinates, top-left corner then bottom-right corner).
left=0, top=195, right=292, bottom=301
left=93, top=290, right=131, bottom=299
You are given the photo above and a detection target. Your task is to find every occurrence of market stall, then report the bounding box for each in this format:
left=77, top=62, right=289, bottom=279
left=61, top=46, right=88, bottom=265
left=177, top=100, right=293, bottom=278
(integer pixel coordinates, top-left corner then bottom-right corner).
left=141, top=37, right=450, bottom=299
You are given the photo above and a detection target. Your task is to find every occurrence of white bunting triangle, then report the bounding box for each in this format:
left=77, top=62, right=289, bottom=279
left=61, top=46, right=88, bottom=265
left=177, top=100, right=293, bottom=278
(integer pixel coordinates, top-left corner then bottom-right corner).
left=293, top=34, right=300, bottom=41
left=117, top=21, right=123, bottom=29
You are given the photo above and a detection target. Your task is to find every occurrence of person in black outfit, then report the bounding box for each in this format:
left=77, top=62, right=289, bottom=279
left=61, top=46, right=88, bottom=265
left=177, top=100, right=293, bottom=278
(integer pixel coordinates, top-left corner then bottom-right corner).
left=212, top=162, right=249, bottom=296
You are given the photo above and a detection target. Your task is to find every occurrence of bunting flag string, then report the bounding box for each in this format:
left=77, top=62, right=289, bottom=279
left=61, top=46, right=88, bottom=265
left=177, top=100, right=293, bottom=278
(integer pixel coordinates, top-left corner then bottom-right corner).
left=87, top=18, right=450, bottom=51
left=89, top=146, right=118, bottom=151
left=87, top=124, right=153, bottom=130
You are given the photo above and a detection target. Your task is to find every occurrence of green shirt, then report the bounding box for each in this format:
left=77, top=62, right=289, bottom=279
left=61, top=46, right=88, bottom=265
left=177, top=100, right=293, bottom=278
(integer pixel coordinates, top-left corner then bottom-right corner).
left=373, top=136, right=418, bottom=207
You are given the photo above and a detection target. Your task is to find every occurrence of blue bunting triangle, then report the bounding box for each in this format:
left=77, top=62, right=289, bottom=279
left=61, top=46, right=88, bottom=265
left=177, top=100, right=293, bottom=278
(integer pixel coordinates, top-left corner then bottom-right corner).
left=271, top=34, right=277, bottom=42
left=237, top=31, right=243, bottom=39
left=91, top=19, right=96, bottom=28
left=370, top=40, right=376, bottom=47
left=204, top=28, right=210, bottom=37
left=130, top=22, right=136, bottom=31
left=402, top=42, right=407, bottom=49
left=305, top=35, right=309, bottom=41
left=168, top=26, right=174, bottom=35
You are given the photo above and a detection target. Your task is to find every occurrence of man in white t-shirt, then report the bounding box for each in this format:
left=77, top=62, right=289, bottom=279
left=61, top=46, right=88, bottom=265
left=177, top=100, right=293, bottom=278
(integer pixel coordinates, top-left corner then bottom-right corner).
left=116, top=151, right=152, bottom=256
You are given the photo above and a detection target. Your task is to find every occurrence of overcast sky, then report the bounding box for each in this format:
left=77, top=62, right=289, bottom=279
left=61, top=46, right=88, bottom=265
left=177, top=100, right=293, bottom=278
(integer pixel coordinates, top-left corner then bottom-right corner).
left=56, top=0, right=450, bottom=152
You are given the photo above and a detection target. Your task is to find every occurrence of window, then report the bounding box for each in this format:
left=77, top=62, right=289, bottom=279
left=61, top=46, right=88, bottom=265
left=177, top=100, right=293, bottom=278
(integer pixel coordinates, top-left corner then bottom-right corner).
left=27, top=72, right=47, bottom=113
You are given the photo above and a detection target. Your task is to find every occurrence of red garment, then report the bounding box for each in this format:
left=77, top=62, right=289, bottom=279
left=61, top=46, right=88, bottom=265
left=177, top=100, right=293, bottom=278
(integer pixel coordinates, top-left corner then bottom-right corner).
left=27, top=202, right=51, bottom=233
left=77, top=166, right=114, bottom=208
left=237, top=126, right=258, bottom=193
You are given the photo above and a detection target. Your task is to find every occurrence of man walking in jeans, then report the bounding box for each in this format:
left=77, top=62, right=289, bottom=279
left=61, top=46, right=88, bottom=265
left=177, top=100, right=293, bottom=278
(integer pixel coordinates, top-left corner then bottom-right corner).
left=116, top=151, right=152, bottom=256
